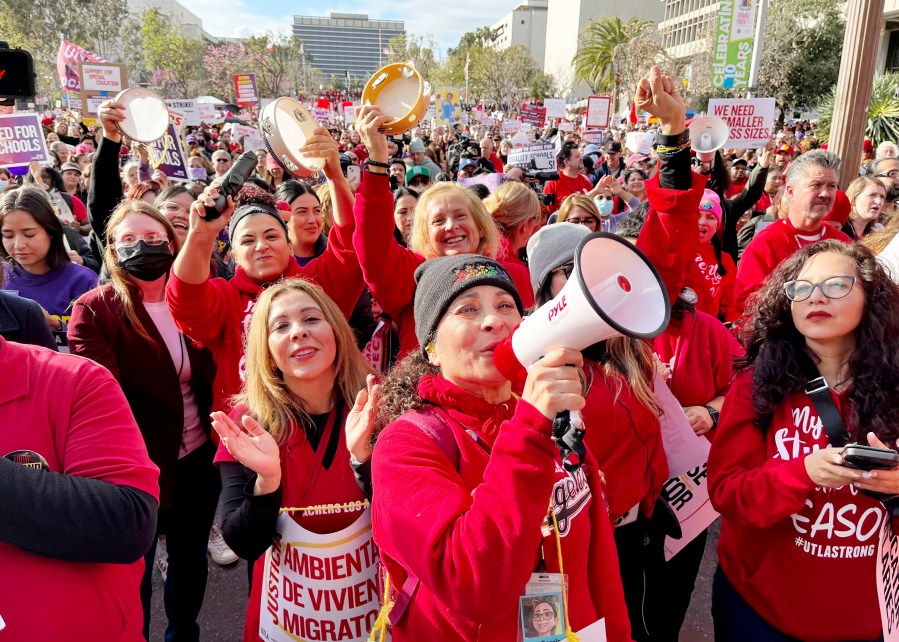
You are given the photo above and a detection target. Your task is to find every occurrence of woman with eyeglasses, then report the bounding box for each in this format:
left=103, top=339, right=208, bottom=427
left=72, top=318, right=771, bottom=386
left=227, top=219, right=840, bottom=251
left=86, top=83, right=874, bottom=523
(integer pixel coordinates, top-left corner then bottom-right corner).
left=68, top=199, right=219, bottom=641
left=708, top=241, right=899, bottom=641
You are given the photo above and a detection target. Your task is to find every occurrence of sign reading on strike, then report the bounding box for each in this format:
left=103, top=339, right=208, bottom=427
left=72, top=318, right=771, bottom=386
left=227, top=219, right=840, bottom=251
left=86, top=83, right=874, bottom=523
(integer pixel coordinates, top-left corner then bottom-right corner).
left=708, top=98, right=776, bottom=148
left=0, top=114, right=51, bottom=167
left=166, top=99, right=200, bottom=127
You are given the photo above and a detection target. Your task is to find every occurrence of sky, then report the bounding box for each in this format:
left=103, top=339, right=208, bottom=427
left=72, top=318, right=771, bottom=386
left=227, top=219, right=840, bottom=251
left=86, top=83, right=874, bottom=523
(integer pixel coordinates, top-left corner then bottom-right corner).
left=176, top=0, right=511, bottom=57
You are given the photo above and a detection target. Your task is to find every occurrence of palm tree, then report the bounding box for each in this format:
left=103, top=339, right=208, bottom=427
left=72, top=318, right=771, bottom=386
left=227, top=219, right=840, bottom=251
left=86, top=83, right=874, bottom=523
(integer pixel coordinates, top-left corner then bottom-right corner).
left=573, top=16, right=655, bottom=113
left=816, top=74, right=899, bottom=147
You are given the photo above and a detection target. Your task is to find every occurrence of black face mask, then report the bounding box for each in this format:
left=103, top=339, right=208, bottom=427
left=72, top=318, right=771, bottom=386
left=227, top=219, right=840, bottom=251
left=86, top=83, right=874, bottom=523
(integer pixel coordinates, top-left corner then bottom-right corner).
left=117, top=241, right=174, bottom=281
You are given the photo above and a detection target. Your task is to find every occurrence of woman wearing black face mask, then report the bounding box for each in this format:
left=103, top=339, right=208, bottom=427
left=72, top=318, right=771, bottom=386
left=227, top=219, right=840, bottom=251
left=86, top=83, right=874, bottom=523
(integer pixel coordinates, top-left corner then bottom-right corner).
left=67, top=199, right=219, bottom=642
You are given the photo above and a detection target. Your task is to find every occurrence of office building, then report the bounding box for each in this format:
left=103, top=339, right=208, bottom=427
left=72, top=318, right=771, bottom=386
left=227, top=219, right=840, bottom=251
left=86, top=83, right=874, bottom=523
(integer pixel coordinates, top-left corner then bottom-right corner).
left=127, top=0, right=212, bottom=41
left=544, top=0, right=664, bottom=98
left=292, top=12, right=405, bottom=81
left=492, top=0, right=549, bottom=66
left=659, top=0, right=718, bottom=60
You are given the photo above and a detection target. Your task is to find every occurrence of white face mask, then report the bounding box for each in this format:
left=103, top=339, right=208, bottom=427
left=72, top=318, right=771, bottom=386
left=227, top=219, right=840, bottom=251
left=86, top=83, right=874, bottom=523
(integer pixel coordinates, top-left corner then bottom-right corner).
left=0, top=180, right=8, bottom=190
left=595, top=198, right=614, bottom=217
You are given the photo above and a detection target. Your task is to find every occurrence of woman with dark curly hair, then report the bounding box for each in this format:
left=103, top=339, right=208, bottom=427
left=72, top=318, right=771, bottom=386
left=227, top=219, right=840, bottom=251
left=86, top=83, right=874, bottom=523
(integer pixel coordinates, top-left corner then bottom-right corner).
left=708, top=240, right=899, bottom=642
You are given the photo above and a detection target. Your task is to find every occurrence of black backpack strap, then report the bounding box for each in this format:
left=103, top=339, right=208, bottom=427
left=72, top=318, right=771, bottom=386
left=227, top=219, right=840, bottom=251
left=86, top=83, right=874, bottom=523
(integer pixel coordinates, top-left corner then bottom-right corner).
left=804, top=376, right=851, bottom=447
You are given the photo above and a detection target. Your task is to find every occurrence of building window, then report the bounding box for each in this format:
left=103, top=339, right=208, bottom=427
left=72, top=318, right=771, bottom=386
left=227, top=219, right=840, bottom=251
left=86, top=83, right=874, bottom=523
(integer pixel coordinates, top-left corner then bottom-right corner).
left=888, top=30, right=899, bottom=72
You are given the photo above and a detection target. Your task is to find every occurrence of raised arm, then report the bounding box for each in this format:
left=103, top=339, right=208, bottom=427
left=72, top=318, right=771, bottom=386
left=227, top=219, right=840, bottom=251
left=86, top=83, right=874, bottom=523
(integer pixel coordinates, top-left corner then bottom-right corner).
left=351, top=106, right=425, bottom=319
left=87, top=101, right=126, bottom=260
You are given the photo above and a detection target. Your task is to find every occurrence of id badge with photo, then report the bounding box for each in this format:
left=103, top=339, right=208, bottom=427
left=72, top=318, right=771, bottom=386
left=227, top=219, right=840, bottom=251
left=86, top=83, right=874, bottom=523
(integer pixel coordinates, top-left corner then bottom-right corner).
left=519, top=573, right=567, bottom=642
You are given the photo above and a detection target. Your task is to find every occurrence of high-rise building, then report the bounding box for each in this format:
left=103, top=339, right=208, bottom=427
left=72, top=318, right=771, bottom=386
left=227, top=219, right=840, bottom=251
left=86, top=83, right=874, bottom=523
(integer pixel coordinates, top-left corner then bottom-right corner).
left=292, top=13, right=405, bottom=82
left=491, top=0, right=549, bottom=66
left=543, top=0, right=665, bottom=98
left=879, top=0, right=899, bottom=71
left=659, top=0, right=718, bottom=61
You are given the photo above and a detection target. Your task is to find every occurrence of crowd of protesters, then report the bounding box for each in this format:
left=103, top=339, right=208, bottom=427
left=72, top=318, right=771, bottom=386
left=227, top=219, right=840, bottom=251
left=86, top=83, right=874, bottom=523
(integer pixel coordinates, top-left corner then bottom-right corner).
left=2, top=63, right=899, bottom=642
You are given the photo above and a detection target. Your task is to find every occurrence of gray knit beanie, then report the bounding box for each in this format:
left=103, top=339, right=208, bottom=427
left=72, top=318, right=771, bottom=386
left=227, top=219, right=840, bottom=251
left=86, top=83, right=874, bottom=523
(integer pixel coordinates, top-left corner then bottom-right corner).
left=526, top=223, right=590, bottom=296
left=413, top=254, right=523, bottom=356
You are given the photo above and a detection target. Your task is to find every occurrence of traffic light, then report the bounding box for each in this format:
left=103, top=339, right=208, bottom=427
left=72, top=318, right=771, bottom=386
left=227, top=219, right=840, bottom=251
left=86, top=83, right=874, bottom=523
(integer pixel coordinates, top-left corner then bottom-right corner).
left=0, top=43, right=37, bottom=99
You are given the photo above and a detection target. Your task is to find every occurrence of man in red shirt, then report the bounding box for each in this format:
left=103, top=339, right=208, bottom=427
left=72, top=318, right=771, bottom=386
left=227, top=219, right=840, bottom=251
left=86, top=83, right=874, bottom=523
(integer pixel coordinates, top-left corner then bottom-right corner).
left=543, top=141, right=596, bottom=212
left=735, top=149, right=850, bottom=315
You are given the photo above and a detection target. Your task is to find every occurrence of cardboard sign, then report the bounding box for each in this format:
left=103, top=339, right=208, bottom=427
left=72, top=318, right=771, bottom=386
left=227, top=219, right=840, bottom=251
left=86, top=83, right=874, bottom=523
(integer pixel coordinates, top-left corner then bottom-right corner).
left=585, top=96, right=612, bottom=129
left=166, top=99, right=200, bottom=127
left=878, top=520, right=899, bottom=641
left=544, top=98, right=566, bottom=119
left=259, top=511, right=378, bottom=642
left=233, top=73, right=259, bottom=108
left=77, top=62, right=127, bottom=117
left=0, top=113, right=51, bottom=167
left=520, top=103, right=547, bottom=127
left=708, top=98, right=776, bottom=148
left=581, top=130, right=604, bottom=144
left=625, top=131, right=655, bottom=155
left=147, top=124, right=189, bottom=182
left=507, top=142, right=558, bottom=171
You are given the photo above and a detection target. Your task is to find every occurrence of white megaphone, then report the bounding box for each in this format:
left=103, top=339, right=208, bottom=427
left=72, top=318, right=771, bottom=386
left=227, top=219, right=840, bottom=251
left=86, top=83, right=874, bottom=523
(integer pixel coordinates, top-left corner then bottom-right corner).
left=494, top=232, right=671, bottom=468
left=688, top=116, right=730, bottom=163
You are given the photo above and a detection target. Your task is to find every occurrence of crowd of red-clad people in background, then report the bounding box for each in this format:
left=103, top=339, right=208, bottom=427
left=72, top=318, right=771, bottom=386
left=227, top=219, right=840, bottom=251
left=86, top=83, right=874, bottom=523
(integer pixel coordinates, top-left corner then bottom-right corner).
left=2, top=65, right=899, bottom=642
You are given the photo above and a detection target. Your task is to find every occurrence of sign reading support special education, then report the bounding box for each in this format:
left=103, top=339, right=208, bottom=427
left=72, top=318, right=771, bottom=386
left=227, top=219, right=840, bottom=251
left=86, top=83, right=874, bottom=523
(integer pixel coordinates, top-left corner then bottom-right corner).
left=712, top=0, right=757, bottom=89
left=233, top=73, right=259, bottom=108
left=708, top=98, right=776, bottom=148
left=77, top=62, right=128, bottom=118
left=0, top=113, right=51, bottom=167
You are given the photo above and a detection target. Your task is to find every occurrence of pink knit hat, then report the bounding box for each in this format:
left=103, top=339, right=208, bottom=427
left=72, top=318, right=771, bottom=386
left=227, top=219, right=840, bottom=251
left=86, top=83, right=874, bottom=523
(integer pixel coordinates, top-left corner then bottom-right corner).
left=699, top=189, right=722, bottom=226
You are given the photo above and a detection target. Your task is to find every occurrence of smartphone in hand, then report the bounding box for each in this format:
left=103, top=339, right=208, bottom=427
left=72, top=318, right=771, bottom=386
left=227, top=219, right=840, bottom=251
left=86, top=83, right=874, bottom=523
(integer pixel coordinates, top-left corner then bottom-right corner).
left=839, top=444, right=899, bottom=471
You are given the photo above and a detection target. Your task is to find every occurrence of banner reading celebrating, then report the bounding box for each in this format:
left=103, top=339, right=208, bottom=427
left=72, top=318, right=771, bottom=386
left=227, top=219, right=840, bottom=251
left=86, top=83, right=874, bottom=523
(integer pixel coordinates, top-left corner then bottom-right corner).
left=712, top=0, right=757, bottom=89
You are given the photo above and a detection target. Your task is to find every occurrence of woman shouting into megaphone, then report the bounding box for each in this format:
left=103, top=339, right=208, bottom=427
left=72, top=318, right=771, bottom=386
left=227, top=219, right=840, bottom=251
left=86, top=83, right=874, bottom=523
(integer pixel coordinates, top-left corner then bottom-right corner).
left=369, top=254, right=630, bottom=641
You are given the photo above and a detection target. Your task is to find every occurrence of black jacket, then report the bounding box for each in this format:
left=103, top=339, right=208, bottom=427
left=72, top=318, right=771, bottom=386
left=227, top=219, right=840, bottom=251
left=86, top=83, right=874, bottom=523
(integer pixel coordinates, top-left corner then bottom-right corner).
left=0, top=292, right=57, bottom=350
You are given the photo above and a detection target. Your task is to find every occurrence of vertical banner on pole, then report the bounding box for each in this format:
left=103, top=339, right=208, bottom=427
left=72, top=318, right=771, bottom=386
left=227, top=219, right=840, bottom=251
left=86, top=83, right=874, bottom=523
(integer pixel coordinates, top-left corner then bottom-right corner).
left=711, top=0, right=757, bottom=89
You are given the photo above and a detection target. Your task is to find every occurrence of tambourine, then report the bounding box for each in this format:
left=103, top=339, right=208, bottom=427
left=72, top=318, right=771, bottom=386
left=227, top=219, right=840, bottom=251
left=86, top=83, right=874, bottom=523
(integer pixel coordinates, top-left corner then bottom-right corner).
left=260, top=97, right=324, bottom=176
left=361, top=63, right=430, bottom=135
left=114, top=87, right=170, bottom=143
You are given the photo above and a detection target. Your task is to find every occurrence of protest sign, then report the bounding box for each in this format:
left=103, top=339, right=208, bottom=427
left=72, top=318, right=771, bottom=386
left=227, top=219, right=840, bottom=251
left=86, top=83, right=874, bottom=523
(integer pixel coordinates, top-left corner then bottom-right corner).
left=231, top=124, right=258, bottom=140
left=625, top=131, right=655, bottom=155
left=654, top=376, right=711, bottom=478
left=877, top=520, right=899, bottom=641
left=510, top=131, right=530, bottom=148
left=507, top=142, right=558, bottom=171
left=712, top=0, right=756, bottom=89
left=483, top=116, right=496, bottom=127
left=198, top=102, right=217, bottom=123
left=581, top=130, right=605, bottom=144
left=147, top=124, right=189, bottom=182
left=244, top=136, right=265, bottom=153
left=434, top=88, right=461, bottom=126
left=169, top=109, right=186, bottom=132
left=56, top=40, right=106, bottom=91
left=586, top=96, right=612, bottom=129
left=233, top=73, right=259, bottom=108
left=0, top=113, right=50, bottom=167
left=166, top=99, right=200, bottom=127
left=520, top=103, right=547, bottom=127
left=558, top=121, right=574, bottom=132
left=502, top=119, right=522, bottom=134
left=460, top=173, right=505, bottom=194
left=544, top=98, right=566, bottom=119
left=343, top=105, right=356, bottom=125
left=662, top=464, right=720, bottom=561
left=708, top=98, right=776, bottom=148
left=259, top=511, right=378, bottom=642
left=77, top=62, right=127, bottom=118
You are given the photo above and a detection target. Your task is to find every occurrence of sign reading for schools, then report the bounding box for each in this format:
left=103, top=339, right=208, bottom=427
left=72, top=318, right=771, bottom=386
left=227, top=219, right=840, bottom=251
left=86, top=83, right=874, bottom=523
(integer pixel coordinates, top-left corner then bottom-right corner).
left=148, top=124, right=189, bottom=182
left=712, top=0, right=757, bottom=89
left=0, top=113, right=51, bottom=167
left=708, top=98, right=776, bottom=148
left=507, top=142, right=558, bottom=171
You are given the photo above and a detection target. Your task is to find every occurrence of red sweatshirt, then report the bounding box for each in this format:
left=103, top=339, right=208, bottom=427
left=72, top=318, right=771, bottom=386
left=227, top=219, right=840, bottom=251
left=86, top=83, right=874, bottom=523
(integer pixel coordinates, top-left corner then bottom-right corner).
left=582, top=361, right=667, bottom=520
left=692, top=243, right=737, bottom=322
left=653, top=310, right=742, bottom=442
left=352, top=172, right=534, bottom=359
left=709, top=371, right=897, bottom=641
left=371, top=375, right=630, bottom=642
left=735, top=218, right=850, bottom=316
left=635, top=171, right=707, bottom=307
left=543, top=172, right=594, bottom=213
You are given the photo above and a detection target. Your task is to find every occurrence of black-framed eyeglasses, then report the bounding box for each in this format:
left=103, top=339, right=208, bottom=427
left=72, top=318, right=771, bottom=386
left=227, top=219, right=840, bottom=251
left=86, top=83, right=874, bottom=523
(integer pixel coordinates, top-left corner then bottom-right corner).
left=566, top=217, right=598, bottom=229
left=783, top=275, right=857, bottom=302
left=533, top=611, right=556, bottom=621
left=876, top=170, right=899, bottom=179
left=552, top=262, right=575, bottom=279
